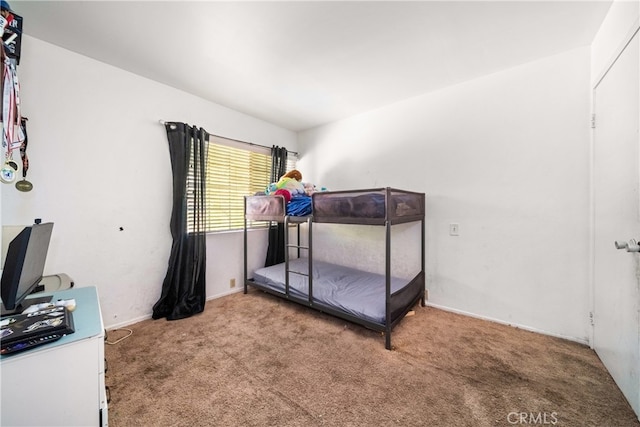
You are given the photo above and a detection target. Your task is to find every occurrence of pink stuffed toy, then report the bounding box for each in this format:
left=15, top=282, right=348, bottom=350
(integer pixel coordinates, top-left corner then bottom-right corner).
left=274, top=188, right=291, bottom=203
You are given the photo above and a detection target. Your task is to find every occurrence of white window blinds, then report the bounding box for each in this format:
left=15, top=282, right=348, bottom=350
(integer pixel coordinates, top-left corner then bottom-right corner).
left=187, top=134, right=296, bottom=233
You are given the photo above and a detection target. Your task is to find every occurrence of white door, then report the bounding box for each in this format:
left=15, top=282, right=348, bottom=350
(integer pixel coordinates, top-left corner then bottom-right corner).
left=593, top=31, right=640, bottom=418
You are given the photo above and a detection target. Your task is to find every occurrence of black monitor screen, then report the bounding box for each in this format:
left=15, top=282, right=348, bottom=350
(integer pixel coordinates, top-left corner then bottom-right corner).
left=1, top=222, right=54, bottom=313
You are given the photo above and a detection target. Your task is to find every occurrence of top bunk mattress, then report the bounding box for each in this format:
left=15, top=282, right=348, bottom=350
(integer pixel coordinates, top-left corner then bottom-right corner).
left=245, top=187, right=425, bottom=225
left=245, top=194, right=288, bottom=222
left=312, top=187, right=424, bottom=225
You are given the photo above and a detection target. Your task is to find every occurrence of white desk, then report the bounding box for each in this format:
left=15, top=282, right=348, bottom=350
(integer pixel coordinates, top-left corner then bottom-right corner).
left=0, top=286, right=108, bottom=426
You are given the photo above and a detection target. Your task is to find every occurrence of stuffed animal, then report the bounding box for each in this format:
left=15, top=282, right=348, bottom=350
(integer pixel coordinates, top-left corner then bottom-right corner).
left=266, top=169, right=305, bottom=200
left=302, top=182, right=328, bottom=196
left=274, top=188, right=291, bottom=203
left=303, top=182, right=316, bottom=196
left=282, top=169, right=302, bottom=181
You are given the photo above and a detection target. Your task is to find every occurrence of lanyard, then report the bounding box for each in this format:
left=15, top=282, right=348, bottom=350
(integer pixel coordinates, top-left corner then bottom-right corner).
left=2, top=57, right=21, bottom=159
left=1, top=58, right=22, bottom=184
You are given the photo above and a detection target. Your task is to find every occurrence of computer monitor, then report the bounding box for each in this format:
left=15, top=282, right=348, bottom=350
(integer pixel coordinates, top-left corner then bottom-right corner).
left=0, top=222, right=54, bottom=316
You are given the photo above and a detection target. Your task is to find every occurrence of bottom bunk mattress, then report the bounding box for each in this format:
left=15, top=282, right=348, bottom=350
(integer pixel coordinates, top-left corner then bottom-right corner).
left=251, top=258, right=411, bottom=325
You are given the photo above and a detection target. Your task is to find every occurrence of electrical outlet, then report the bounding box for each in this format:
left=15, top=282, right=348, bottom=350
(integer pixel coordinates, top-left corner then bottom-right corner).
left=230, top=278, right=236, bottom=288
left=449, top=223, right=459, bottom=236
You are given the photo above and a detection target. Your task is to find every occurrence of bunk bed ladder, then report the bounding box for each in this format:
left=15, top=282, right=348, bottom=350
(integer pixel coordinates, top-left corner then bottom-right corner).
left=284, top=216, right=313, bottom=304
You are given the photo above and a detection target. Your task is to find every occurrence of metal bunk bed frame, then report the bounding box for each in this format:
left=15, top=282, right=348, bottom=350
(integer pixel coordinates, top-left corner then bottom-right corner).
left=243, top=188, right=426, bottom=350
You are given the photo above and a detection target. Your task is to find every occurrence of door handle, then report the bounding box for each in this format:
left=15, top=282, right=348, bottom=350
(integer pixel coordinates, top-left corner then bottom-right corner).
left=615, top=240, right=628, bottom=249
left=627, top=239, right=640, bottom=252
left=615, top=239, right=640, bottom=252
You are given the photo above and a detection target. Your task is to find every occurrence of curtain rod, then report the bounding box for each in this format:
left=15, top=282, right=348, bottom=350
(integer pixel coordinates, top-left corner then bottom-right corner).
left=158, top=120, right=298, bottom=156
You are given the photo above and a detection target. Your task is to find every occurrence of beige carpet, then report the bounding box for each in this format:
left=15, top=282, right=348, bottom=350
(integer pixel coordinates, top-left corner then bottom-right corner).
left=104, top=289, right=640, bottom=427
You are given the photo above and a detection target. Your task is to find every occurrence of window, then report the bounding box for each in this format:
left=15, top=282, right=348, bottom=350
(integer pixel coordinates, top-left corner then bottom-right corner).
left=187, top=135, right=296, bottom=233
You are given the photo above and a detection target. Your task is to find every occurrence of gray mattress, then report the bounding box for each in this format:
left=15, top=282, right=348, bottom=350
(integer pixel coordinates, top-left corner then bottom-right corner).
left=252, top=258, right=409, bottom=324
left=245, top=187, right=425, bottom=225
left=312, top=190, right=422, bottom=220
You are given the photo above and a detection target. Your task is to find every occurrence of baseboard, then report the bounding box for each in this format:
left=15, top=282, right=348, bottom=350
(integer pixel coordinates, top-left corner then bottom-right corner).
left=106, top=288, right=245, bottom=331
left=107, top=314, right=152, bottom=331
left=425, top=302, right=590, bottom=346
left=206, top=287, right=244, bottom=301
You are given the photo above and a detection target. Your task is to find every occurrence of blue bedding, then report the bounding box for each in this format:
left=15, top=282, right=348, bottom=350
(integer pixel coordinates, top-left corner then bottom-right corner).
left=252, top=258, right=409, bottom=325
left=286, top=195, right=312, bottom=216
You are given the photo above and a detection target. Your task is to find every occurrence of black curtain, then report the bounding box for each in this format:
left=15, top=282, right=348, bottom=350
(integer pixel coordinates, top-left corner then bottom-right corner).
left=264, top=146, right=288, bottom=266
left=153, top=123, right=207, bottom=320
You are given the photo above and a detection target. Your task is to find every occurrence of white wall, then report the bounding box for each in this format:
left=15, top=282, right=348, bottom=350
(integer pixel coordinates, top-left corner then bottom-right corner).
left=1, top=36, right=296, bottom=328
left=298, top=47, right=592, bottom=343
left=591, top=0, right=639, bottom=85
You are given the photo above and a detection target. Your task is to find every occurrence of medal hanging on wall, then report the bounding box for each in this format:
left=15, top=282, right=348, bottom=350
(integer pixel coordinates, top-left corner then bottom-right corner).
left=15, top=117, right=31, bottom=191
left=0, top=154, right=19, bottom=183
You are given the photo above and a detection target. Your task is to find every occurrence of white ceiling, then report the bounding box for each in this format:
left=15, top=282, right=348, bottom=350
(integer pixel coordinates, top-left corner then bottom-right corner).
left=10, top=1, right=612, bottom=131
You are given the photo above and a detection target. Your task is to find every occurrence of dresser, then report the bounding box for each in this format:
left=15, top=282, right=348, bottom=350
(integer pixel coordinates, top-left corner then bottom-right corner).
left=0, top=286, right=108, bottom=426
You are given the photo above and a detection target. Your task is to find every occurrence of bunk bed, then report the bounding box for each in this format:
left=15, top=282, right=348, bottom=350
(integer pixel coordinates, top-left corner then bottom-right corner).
left=243, top=187, right=426, bottom=349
